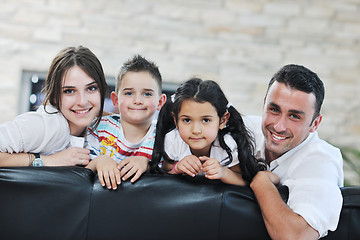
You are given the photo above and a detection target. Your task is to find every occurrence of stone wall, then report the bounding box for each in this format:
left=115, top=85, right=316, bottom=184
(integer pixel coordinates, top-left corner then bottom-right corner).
left=0, top=1, right=359, bottom=151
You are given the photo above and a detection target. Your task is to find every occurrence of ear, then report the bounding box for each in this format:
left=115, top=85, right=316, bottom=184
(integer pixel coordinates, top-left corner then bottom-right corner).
left=171, top=112, right=178, bottom=129
left=110, top=91, right=119, bottom=109
left=309, top=114, right=322, bottom=133
left=219, top=111, right=230, bottom=130
left=262, top=96, right=266, bottom=110
left=157, top=93, right=167, bottom=111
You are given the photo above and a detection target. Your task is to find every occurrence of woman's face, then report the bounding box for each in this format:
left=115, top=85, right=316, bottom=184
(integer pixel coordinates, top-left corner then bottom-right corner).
left=60, top=65, right=101, bottom=136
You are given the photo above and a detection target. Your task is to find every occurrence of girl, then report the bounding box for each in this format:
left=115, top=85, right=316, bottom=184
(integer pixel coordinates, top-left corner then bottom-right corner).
left=0, top=46, right=107, bottom=167
left=151, top=78, right=265, bottom=185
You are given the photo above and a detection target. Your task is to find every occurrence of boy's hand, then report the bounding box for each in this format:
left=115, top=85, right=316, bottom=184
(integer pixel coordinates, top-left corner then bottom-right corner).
left=88, top=155, right=121, bottom=190
left=117, top=156, right=149, bottom=183
left=200, top=156, right=225, bottom=180
left=177, top=155, right=202, bottom=177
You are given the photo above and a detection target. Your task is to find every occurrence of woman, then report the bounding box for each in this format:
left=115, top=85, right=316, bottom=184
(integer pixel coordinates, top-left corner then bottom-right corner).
left=0, top=46, right=107, bottom=166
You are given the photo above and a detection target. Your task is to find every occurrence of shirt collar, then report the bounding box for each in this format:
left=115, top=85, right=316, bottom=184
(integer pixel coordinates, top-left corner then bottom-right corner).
left=257, top=132, right=316, bottom=171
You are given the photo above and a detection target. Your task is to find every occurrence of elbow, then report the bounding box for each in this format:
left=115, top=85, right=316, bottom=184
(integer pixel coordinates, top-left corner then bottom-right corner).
left=268, top=227, right=319, bottom=240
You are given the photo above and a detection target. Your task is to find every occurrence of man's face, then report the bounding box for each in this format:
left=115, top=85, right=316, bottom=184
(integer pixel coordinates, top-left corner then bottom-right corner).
left=262, top=81, right=322, bottom=162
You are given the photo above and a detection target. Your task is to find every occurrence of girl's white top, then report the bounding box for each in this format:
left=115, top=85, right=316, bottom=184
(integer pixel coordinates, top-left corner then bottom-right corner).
left=164, top=128, right=239, bottom=168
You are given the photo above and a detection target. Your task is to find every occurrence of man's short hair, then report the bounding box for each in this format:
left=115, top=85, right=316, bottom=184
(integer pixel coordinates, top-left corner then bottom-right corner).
left=266, top=64, right=324, bottom=120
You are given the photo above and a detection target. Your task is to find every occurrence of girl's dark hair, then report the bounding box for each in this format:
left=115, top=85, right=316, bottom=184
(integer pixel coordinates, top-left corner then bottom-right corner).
left=42, top=46, right=108, bottom=129
left=150, top=78, right=265, bottom=182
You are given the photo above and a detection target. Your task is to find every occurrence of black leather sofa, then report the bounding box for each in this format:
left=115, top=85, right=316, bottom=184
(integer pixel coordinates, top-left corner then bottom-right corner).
left=0, top=167, right=358, bottom=240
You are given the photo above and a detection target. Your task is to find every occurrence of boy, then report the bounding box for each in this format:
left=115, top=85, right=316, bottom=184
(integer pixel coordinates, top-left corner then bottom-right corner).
left=86, top=55, right=166, bottom=190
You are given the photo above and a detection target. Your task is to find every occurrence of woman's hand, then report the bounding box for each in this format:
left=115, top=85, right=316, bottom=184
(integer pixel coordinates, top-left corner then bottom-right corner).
left=42, top=147, right=90, bottom=166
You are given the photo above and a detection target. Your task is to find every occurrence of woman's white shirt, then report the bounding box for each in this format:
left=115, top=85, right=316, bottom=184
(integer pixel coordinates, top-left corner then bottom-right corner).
left=0, top=105, right=83, bottom=154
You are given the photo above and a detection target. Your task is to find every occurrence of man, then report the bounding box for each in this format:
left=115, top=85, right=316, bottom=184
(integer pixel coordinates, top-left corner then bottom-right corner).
left=245, top=64, right=343, bottom=239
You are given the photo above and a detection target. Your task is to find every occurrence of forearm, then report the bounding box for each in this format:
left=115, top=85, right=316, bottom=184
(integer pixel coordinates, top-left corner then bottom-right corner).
left=161, top=161, right=177, bottom=174
left=85, top=157, right=98, bottom=171
left=250, top=172, right=319, bottom=240
left=0, top=152, right=33, bottom=167
left=219, top=167, right=247, bottom=186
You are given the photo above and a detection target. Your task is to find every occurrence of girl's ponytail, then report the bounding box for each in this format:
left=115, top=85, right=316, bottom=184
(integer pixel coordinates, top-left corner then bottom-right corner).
left=150, top=99, right=176, bottom=173
left=219, top=105, right=266, bottom=182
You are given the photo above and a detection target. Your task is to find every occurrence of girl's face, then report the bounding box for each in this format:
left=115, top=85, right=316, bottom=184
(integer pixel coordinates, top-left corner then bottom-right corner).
left=60, top=65, right=101, bottom=136
left=175, top=99, right=228, bottom=157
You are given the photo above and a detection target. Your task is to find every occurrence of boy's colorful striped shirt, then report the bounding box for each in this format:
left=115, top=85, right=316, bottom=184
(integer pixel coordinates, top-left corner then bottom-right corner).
left=86, top=115, right=155, bottom=163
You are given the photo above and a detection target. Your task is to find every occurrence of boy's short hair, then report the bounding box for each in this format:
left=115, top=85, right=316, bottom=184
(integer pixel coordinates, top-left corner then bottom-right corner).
left=115, top=55, right=162, bottom=94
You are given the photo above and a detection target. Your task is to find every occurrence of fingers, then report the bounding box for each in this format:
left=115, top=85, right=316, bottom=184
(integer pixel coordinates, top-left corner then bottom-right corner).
left=178, top=155, right=203, bottom=177
left=264, top=171, right=280, bottom=185
left=97, top=170, right=106, bottom=188
left=98, top=168, right=121, bottom=190
left=118, top=157, right=148, bottom=182
left=202, top=158, right=222, bottom=179
left=130, top=170, right=143, bottom=183
left=119, top=161, right=143, bottom=182
left=120, top=164, right=136, bottom=181
left=79, top=159, right=90, bottom=166
left=66, top=147, right=90, bottom=166
left=178, top=161, right=199, bottom=177
left=117, top=158, right=129, bottom=170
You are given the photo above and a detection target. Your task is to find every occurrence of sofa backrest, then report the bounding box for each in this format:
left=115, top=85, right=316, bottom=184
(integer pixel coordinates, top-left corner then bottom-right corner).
left=0, top=167, right=358, bottom=240
left=0, top=167, right=93, bottom=240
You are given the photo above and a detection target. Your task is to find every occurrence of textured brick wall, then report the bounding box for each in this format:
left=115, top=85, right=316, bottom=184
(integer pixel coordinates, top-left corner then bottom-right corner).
left=0, top=0, right=359, bottom=151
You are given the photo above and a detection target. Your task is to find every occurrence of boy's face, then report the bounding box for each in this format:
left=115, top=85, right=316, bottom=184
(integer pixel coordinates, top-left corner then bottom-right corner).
left=111, top=71, right=166, bottom=127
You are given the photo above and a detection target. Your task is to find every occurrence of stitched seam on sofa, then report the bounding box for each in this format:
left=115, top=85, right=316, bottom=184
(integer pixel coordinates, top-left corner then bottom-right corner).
left=216, top=186, right=225, bottom=240
left=84, top=176, right=95, bottom=240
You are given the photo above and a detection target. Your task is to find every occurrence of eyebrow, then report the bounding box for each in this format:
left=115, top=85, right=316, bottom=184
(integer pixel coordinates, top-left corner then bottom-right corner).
left=122, top=88, right=155, bottom=92
left=179, top=115, right=215, bottom=118
left=62, top=81, right=97, bottom=89
left=268, top=102, right=305, bottom=115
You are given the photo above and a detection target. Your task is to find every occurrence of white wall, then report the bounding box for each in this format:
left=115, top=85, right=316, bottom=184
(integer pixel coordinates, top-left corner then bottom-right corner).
left=0, top=0, right=359, bottom=149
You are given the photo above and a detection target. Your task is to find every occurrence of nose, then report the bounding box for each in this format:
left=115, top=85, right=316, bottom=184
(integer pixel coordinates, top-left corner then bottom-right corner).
left=78, top=91, right=88, bottom=106
left=191, top=122, right=202, bottom=134
left=133, top=93, right=143, bottom=105
left=273, top=116, right=287, bottom=133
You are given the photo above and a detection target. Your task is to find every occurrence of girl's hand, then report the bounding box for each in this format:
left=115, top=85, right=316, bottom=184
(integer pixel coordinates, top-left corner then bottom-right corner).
left=117, top=156, right=149, bottom=183
left=200, top=156, right=225, bottom=180
left=201, top=158, right=247, bottom=186
left=42, top=147, right=90, bottom=166
left=86, top=155, right=120, bottom=190
left=176, top=155, right=202, bottom=177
